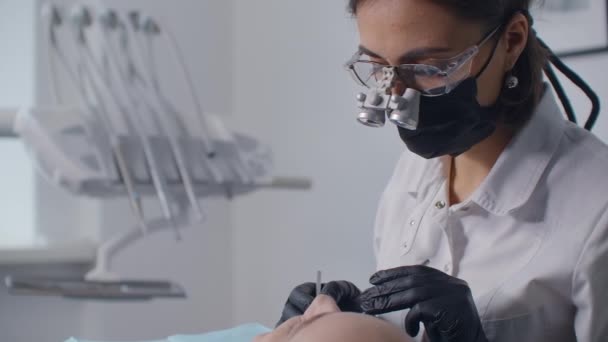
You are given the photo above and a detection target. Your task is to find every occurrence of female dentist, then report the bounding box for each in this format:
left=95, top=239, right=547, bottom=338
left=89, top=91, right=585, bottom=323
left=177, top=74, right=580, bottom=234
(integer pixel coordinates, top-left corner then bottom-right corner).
left=277, top=0, right=607, bottom=341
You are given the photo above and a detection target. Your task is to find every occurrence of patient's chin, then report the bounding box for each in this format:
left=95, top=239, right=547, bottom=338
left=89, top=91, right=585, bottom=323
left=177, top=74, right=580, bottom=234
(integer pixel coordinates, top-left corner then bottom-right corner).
left=291, top=312, right=412, bottom=342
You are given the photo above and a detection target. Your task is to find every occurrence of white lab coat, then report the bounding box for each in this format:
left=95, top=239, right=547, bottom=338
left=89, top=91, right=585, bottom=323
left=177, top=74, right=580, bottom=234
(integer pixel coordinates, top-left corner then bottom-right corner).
left=373, top=89, right=608, bottom=342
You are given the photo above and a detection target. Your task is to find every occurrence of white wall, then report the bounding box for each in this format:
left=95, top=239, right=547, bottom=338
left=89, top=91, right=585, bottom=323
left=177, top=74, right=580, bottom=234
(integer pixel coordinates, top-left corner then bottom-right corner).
left=0, top=0, right=36, bottom=246
left=0, top=4, right=80, bottom=341
left=230, top=0, right=405, bottom=327
left=1, top=1, right=235, bottom=341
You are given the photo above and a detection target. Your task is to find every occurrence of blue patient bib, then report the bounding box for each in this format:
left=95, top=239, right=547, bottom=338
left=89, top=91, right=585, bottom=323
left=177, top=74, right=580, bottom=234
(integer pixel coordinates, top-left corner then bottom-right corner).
left=169, top=324, right=271, bottom=342
left=65, top=323, right=271, bottom=342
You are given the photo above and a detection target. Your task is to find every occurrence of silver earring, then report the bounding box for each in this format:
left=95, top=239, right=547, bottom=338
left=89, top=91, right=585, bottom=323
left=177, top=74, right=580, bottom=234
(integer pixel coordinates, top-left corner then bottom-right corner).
left=505, top=74, right=519, bottom=89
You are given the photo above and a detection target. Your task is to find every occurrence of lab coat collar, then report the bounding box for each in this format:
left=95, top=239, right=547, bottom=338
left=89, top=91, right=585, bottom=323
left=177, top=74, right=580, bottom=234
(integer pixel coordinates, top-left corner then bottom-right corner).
left=404, top=87, right=566, bottom=214
left=405, top=155, right=450, bottom=198
left=470, top=88, right=566, bottom=215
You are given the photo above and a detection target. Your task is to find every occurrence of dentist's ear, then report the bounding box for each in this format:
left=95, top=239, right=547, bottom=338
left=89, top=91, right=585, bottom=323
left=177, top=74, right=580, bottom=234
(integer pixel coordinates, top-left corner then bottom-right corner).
left=502, top=12, right=529, bottom=71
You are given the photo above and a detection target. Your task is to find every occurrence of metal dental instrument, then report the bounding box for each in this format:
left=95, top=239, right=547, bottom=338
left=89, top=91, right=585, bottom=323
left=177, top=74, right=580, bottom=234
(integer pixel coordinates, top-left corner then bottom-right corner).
left=47, top=4, right=148, bottom=233
left=119, top=11, right=224, bottom=193
left=137, top=14, right=216, bottom=159
left=133, top=14, right=245, bottom=200
left=98, top=10, right=205, bottom=222
left=136, top=15, right=253, bottom=186
left=128, top=15, right=225, bottom=185
left=117, top=14, right=207, bottom=220
left=71, top=5, right=180, bottom=238
left=67, top=5, right=149, bottom=233
left=316, top=270, right=322, bottom=298
left=45, top=4, right=64, bottom=104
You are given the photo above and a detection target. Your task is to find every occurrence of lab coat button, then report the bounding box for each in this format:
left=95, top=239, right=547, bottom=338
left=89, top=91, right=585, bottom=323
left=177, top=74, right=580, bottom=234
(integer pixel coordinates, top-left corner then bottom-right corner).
left=443, top=264, right=451, bottom=273
left=410, top=220, right=416, bottom=226
left=435, top=201, right=446, bottom=209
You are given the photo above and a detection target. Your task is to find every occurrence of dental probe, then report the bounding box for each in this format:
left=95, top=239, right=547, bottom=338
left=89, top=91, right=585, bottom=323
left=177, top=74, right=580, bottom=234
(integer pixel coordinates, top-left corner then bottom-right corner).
left=316, top=270, right=322, bottom=298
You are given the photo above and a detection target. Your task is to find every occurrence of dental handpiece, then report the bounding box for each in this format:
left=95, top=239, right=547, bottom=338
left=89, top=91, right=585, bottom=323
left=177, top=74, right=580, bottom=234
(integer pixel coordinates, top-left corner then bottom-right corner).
left=100, top=14, right=205, bottom=222
left=50, top=5, right=148, bottom=232
left=139, top=16, right=254, bottom=186
left=72, top=11, right=179, bottom=238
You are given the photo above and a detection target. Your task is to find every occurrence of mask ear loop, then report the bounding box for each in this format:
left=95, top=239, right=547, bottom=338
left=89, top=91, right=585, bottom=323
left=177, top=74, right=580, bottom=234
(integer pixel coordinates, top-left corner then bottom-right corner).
left=473, top=28, right=503, bottom=80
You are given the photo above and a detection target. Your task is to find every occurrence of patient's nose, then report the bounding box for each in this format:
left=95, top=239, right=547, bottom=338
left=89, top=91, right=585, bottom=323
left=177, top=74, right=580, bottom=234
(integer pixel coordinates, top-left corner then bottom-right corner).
left=303, top=295, right=340, bottom=320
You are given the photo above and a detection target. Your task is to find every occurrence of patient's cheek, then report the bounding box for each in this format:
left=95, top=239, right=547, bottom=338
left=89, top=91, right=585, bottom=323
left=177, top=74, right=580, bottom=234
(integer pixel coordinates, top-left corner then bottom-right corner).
left=303, top=295, right=341, bottom=319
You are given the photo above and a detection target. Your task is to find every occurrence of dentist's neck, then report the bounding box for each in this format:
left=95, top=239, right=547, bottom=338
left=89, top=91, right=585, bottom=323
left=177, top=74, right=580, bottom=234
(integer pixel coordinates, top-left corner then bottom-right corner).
left=449, top=124, right=515, bottom=205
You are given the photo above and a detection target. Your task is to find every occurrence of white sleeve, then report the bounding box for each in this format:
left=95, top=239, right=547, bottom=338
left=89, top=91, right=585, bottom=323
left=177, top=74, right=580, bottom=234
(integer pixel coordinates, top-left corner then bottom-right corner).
left=572, top=207, right=608, bottom=341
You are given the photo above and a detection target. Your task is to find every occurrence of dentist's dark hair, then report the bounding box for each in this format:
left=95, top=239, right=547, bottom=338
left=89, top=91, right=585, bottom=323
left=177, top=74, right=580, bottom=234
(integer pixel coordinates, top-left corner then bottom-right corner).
left=347, top=0, right=548, bottom=127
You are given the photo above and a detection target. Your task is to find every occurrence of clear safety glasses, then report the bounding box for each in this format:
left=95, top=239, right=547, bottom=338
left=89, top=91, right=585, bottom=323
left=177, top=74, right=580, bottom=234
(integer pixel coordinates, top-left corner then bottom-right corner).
left=344, top=27, right=500, bottom=96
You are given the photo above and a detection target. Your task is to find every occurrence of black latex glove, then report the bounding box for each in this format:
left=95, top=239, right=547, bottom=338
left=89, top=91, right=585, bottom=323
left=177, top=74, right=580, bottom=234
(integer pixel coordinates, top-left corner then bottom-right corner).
left=360, top=266, right=488, bottom=342
left=276, top=280, right=362, bottom=327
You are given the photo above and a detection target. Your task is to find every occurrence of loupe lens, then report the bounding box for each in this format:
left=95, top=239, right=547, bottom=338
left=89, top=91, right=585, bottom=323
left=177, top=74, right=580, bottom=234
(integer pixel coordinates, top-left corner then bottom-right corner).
left=357, top=109, right=386, bottom=127
left=388, top=111, right=417, bottom=130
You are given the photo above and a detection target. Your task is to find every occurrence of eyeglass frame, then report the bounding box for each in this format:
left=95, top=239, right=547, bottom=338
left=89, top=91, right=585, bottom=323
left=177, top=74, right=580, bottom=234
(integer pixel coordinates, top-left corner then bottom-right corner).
left=344, top=26, right=502, bottom=97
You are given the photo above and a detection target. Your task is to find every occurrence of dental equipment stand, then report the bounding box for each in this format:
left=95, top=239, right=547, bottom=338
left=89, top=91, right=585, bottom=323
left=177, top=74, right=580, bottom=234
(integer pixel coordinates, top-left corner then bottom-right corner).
left=1, top=106, right=311, bottom=300
left=0, top=2, right=311, bottom=301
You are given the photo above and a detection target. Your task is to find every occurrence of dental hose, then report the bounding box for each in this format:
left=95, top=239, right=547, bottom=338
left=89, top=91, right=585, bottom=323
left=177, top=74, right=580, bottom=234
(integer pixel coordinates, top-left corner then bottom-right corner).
left=538, top=37, right=601, bottom=131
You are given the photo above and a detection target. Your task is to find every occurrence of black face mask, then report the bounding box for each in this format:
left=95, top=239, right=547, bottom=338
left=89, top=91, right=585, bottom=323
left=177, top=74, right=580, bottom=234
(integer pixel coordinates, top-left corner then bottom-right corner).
left=397, top=33, right=502, bottom=160
left=397, top=77, right=501, bottom=159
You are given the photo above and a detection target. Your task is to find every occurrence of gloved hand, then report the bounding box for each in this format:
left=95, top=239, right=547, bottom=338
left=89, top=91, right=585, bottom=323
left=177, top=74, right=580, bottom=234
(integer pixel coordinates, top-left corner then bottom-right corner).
left=276, top=280, right=362, bottom=327
left=360, top=266, right=488, bottom=342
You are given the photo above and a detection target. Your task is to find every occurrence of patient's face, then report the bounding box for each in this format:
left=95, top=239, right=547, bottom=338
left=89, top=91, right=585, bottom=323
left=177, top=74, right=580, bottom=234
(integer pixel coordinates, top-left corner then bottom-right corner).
left=254, top=295, right=411, bottom=342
